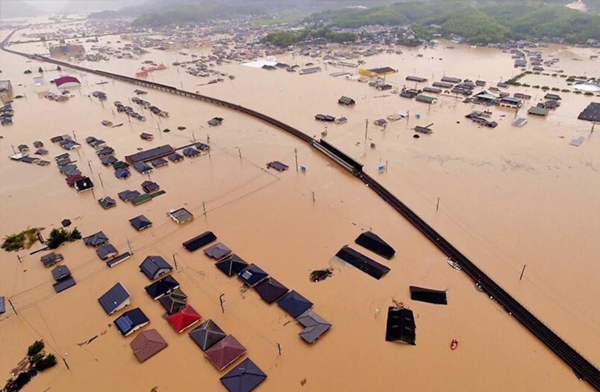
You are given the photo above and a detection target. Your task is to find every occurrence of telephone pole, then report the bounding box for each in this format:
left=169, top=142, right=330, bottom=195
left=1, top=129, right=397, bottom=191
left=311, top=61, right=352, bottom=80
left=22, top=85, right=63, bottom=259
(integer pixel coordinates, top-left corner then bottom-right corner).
left=294, top=148, right=298, bottom=172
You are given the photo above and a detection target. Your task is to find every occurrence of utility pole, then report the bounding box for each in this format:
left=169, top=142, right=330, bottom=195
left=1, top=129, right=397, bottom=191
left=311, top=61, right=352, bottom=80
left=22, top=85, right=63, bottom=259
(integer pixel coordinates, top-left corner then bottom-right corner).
left=127, top=238, right=133, bottom=255
left=238, top=147, right=242, bottom=160
left=277, top=343, right=282, bottom=356
left=312, top=191, right=315, bottom=203
left=219, top=294, right=225, bottom=313
left=8, top=299, right=17, bottom=315
left=436, top=197, right=440, bottom=211
left=87, top=160, right=93, bottom=174
left=294, top=148, right=298, bottom=172
left=202, top=200, right=207, bottom=216
left=16, top=254, right=22, bottom=263
left=172, top=253, right=178, bottom=271
left=520, top=264, right=527, bottom=281
left=98, top=173, right=104, bottom=189
left=364, top=119, right=369, bottom=141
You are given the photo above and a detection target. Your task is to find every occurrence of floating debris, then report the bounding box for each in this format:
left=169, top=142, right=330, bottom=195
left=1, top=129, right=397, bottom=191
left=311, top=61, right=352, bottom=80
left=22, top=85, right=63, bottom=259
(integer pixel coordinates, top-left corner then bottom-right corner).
left=310, top=268, right=333, bottom=283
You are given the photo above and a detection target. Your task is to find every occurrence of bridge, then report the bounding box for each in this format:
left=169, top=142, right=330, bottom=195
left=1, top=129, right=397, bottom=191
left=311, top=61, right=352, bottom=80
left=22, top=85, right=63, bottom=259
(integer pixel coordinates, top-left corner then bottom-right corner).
left=2, top=29, right=599, bottom=391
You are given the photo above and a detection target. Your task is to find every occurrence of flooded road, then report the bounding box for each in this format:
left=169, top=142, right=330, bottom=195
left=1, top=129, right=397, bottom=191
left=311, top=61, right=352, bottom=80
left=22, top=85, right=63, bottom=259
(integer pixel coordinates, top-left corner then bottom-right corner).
left=1, top=25, right=599, bottom=392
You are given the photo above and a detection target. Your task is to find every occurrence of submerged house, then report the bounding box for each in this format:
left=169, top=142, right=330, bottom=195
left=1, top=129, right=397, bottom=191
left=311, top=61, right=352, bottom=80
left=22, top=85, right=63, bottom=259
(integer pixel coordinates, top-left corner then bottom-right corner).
left=205, top=335, right=246, bottom=371
left=41, top=252, right=64, bottom=267
left=158, top=288, right=188, bottom=315
left=416, top=94, right=438, bottom=104
left=296, top=309, right=332, bottom=344
left=277, top=290, right=313, bottom=318
left=74, top=177, right=94, bottom=193
left=254, top=277, right=289, bottom=304
left=528, top=106, right=548, bottom=116
left=96, top=244, right=118, bottom=260
left=338, top=96, right=355, bottom=106
left=386, top=307, right=416, bottom=345
left=189, top=319, right=226, bottom=351
left=215, top=254, right=248, bottom=277
left=139, top=255, right=173, bottom=281
left=141, top=180, right=160, bottom=193
left=167, top=304, right=202, bottom=333
left=98, top=282, right=131, bottom=315
left=145, top=275, right=180, bottom=300
left=169, top=208, right=193, bottom=224
left=220, top=358, right=266, bottom=392
left=83, top=231, right=109, bottom=247
left=130, top=329, right=168, bottom=363
left=130, top=215, right=153, bottom=231
left=114, top=308, right=149, bottom=337
left=182, top=147, right=200, bottom=158
left=182, top=231, right=217, bottom=252
left=238, top=264, right=268, bottom=287
left=98, top=196, right=117, bottom=210
left=204, top=242, right=232, bottom=260
left=134, top=161, right=153, bottom=174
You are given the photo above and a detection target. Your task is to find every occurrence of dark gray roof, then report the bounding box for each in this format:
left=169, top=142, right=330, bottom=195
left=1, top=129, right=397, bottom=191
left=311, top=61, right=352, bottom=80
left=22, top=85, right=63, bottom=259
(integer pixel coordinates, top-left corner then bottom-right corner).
left=140, top=255, right=173, bottom=280
left=98, top=196, right=117, bottom=209
left=168, top=152, right=183, bottom=162
left=238, top=264, right=268, bottom=287
left=83, top=231, right=109, bottom=247
left=129, top=215, right=152, bottom=231
left=98, top=282, right=131, bottom=315
left=133, top=161, right=153, bottom=173
left=220, top=358, right=267, bottom=392
left=53, top=277, right=77, bottom=293
left=267, top=161, right=288, bottom=172
left=158, top=287, right=187, bottom=315
left=297, top=309, right=331, bottom=344
left=204, top=242, right=231, bottom=260
left=118, top=190, right=140, bottom=202
left=96, top=244, right=118, bottom=260
left=254, top=277, right=289, bottom=304
left=385, top=307, right=415, bottom=345
left=277, top=290, right=313, bottom=318
left=51, top=265, right=71, bottom=281
left=182, top=147, right=200, bottom=157
left=215, top=254, right=248, bottom=277
left=114, top=308, right=149, bottom=336
left=182, top=231, right=216, bottom=252
left=355, top=231, right=395, bottom=259
left=0, top=297, right=5, bottom=314
left=141, top=181, right=159, bottom=193
left=126, top=145, right=175, bottom=164
left=189, top=319, right=226, bottom=351
left=40, top=252, right=63, bottom=267
left=145, top=275, right=180, bottom=299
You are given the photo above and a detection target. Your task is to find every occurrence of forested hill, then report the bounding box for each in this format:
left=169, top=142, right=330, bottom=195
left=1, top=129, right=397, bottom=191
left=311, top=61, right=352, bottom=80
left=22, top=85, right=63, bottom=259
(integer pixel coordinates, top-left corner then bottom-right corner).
left=305, top=1, right=600, bottom=45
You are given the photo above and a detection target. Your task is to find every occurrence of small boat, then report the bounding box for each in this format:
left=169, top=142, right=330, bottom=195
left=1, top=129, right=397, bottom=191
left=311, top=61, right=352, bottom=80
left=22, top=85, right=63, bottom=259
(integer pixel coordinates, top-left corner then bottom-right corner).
left=450, top=339, right=458, bottom=350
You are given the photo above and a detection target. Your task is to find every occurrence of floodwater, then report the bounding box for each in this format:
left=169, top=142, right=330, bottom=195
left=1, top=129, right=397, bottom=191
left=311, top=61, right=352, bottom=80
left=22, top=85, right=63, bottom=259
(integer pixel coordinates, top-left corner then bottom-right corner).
left=1, top=23, right=599, bottom=392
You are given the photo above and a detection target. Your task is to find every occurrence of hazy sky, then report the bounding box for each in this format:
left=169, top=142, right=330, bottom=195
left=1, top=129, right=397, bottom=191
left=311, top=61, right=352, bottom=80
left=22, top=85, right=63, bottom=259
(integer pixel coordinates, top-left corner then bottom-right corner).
left=24, top=1, right=70, bottom=12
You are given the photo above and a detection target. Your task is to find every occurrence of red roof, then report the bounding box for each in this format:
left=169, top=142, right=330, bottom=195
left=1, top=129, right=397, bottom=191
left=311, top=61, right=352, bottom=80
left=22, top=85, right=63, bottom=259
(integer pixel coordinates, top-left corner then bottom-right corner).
left=130, top=329, right=168, bottom=363
left=55, top=76, right=81, bottom=88
left=166, top=304, right=201, bottom=333
left=204, top=335, right=247, bottom=371
left=66, top=174, right=85, bottom=186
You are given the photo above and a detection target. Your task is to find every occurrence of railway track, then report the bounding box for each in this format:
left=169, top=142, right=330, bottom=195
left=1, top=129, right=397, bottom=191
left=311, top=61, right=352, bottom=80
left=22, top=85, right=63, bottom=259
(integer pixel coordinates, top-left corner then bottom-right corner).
left=2, top=29, right=599, bottom=391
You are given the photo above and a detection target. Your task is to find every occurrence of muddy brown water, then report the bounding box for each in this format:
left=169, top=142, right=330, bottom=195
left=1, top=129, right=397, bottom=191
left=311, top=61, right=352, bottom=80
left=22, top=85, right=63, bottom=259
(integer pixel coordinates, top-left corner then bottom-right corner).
left=1, top=24, right=599, bottom=392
